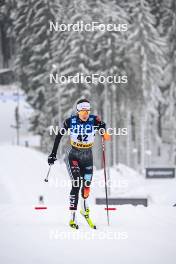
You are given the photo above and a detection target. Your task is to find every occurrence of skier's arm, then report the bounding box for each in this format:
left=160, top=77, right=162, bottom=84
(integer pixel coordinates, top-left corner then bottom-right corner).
left=48, top=118, right=70, bottom=165
left=94, top=115, right=106, bottom=131
left=94, top=116, right=111, bottom=141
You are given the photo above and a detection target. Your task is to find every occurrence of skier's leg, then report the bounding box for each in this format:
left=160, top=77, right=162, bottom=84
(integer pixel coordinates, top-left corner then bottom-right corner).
left=80, top=163, right=96, bottom=228
left=80, top=195, right=89, bottom=213
left=69, top=158, right=81, bottom=211
left=81, top=163, right=93, bottom=213
left=65, top=148, right=81, bottom=210
left=64, top=148, right=81, bottom=227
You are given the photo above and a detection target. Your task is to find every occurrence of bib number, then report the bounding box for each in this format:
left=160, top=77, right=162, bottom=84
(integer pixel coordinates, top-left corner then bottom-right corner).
left=77, top=134, right=88, bottom=142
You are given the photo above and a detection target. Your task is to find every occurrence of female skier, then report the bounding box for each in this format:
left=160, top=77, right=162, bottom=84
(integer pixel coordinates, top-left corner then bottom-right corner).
left=48, top=99, right=109, bottom=229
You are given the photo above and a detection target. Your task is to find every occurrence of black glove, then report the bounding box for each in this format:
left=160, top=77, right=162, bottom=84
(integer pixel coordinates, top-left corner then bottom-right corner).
left=98, top=121, right=106, bottom=130
left=48, top=153, right=57, bottom=165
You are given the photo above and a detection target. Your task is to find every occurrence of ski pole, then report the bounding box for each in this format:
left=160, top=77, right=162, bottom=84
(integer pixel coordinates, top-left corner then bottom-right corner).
left=101, top=136, right=110, bottom=226
left=44, top=165, right=52, bottom=182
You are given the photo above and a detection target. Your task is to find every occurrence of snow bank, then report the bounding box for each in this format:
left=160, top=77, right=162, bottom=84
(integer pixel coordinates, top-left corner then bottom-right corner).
left=1, top=145, right=176, bottom=207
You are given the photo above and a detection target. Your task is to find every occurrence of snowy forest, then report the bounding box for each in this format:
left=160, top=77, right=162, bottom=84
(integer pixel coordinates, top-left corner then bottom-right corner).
left=0, top=0, right=176, bottom=171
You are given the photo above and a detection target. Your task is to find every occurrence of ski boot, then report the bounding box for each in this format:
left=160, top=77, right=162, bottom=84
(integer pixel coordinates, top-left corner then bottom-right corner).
left=80, top=208, right=96, bottom=229
left=69, top=211, right=79, bottom=229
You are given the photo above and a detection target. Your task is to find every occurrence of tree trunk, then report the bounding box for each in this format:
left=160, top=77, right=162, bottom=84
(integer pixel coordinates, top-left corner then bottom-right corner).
left=126, top=107, right=131, bottom=166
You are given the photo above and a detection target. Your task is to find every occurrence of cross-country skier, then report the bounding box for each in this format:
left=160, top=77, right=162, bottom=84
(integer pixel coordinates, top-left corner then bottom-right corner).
left=48, top=99, right=110, bottom=229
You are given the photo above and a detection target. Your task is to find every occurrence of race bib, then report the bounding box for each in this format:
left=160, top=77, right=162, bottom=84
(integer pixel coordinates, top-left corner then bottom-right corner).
left=69, top=115, right=95, bottom=149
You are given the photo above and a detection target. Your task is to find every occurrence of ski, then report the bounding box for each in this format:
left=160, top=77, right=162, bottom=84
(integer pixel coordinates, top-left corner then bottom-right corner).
left=80, top=209, right=96, bottom=229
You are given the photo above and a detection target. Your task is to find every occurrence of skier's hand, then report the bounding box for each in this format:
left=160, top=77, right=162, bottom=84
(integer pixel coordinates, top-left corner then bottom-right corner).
left=103, top=132, right=111, bottom=141
left=98, top=121, right=106, bottom=130
left=48, top=153, right=57, bottom=165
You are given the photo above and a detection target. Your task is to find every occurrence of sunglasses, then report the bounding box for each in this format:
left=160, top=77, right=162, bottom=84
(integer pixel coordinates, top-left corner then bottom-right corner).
left=78, top=110, right=90, bottom=114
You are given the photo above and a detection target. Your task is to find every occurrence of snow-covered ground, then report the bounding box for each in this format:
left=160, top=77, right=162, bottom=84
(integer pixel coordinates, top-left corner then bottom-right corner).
left=0, top=145, right=176, bottom=264
left=95, top=164, right=176, bottom=206
left=0, top=87, right=40, bottom=146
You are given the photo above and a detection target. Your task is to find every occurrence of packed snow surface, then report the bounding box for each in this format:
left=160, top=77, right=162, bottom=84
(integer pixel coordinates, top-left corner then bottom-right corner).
left=0, top=145, right=176, bottom=264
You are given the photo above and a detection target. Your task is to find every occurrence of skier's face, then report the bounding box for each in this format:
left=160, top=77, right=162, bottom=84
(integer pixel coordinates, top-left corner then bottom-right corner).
left=78, top=110, right=90, bottom=121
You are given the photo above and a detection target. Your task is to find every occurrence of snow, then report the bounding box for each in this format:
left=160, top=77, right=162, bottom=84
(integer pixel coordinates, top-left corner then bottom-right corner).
left=0, top=69, right=13, bottom=74
left=94, top=164, right=176, bottom=206
left=0, top=145, right=176, bottom=264
left=0, top=88, right=40, bottom=147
